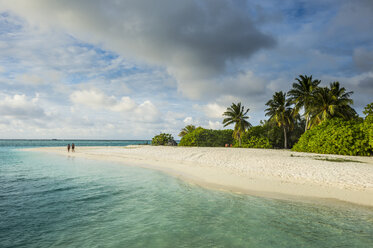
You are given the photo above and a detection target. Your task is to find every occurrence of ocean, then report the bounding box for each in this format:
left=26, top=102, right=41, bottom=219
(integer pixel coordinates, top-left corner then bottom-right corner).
left=0, top=140, right=372, bottom=247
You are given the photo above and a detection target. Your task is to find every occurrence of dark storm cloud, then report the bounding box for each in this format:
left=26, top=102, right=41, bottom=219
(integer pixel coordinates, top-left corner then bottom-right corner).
left=1, top=0, right=276, bottom=98
left=354, top=48, right=373, bottom=72
left=358, top=76, right=373, bottom=93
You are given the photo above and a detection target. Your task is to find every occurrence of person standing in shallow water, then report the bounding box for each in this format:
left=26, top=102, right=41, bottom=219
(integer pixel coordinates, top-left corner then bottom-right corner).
left=67, top=144, right=70, bottom=152
left=71, top=143, right=75, bottom=152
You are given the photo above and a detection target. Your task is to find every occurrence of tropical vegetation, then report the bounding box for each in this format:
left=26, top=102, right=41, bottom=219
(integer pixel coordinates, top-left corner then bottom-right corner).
left=265, top=91, right=293, bottom=149
left=222, top=102, right=251, bottom=146
left=151, top=133, right=174, bottom=146
left=306, top=82, right=357, bottom=128
left=178, top=125, right=196, bottom=137
left=235, top=126, right=271, bottom=148
left=292, top=118, right=372, bottom=156
left=288, top=75, right=320, bottom=131
left=179, top=127, right=233, bottom=147
left=153, top=74, right=372, bottom=156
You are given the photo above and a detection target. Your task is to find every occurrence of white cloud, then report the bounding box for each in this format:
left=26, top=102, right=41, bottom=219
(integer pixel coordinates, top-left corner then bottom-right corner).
left=183, top=117, right=193, bottom=124
left=70, top=89, right=136, bottom=112
left=70, top=89, right=160, bottom=123
left=134, top=100, right=160, bottom=123
left=207, top=120, right=223, bottom=130
left=196, top=103, right=226, bottom=119
left=109, top=97, right=136, bottom=112
left=0, top=94, right=45, bottom=119
left=16, top=74, right=43, bottom=85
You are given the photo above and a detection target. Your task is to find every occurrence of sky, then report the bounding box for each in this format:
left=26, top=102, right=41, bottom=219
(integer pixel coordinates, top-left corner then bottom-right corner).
left=0, top=0, right=372, bottom=139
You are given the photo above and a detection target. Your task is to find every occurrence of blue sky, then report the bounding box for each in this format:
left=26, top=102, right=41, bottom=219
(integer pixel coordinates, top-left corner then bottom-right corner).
left=0, top=0, right=372, bottom=139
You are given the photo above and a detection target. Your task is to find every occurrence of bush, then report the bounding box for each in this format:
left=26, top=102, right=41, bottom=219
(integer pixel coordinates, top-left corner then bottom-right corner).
left=236, top=126, right=271, bottom=148
left=365, top=115, right=373, bottom=149
left=152, top=133, right=174, bottom=146
left=364, top=102, right=373, bottom=148
left=179, top=127, right=233, bottom=147
left=292, top=118, right=372, bottom=156
left=258, top=120, right=305, bottom=149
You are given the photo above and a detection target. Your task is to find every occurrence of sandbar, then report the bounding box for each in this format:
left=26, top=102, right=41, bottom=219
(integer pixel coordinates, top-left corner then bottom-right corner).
left=23, top=146, right=373, bottom=207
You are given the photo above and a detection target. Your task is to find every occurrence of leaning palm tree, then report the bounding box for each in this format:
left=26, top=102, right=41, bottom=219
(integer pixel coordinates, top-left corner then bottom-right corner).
left=265, top=91, right=293, bottom=149
left=222, top=102, right=251, bottom=146
left=288, top=75, right=320, bottom=131
left=307, top=82, right=356, bottom=128
left=178, top=125, right=196, bottom=137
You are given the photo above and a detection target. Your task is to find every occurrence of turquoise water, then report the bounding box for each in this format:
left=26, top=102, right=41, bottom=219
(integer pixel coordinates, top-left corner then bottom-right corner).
left=0, top=142, right=373, bottom=247
left=0, top=139, right=150, bottom=147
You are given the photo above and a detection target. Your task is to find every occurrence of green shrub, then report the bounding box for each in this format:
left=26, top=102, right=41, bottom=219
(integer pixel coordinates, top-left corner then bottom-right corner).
left=236, top=126, right=271, bottom=148
left=365, top=115, right=373, bottom=149
left=363, top=102, right=373, bottom=117
left=152, top=133, right=174, bottom=145
left=258, top=120, right=305, bottom=148
left=364, top=102, right=373, bottom=148
left=292, top=118, right=372, bottom=156
left=179, top=127, right=233, bottom=147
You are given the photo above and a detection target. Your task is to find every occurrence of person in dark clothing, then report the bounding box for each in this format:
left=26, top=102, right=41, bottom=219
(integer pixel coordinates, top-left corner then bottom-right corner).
left=67, top=144, right=70, bottom=152
left=71, top=143, right=75, bottom=152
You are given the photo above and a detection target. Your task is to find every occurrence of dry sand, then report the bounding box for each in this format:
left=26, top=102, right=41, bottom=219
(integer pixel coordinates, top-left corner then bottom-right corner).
left=24, top=146, right=373, bottom=207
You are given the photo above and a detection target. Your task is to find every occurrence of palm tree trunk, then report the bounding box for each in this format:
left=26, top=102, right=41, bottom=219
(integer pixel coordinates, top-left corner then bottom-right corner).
left=305, top=115, right=309, bottom=132
left=238, top=133, right=241, bottom=147
left=283, top=126, right=287, bottom=149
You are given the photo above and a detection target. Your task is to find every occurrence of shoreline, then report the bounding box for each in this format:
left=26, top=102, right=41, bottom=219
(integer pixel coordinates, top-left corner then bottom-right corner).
left=23, top=146, right=373, bottom=207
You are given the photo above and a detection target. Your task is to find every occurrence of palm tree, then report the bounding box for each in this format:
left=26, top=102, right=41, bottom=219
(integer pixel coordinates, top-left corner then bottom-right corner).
left=178, top=125, right=196, bottom=137
left=288, top=75, right=321, bottom=131
left=265, top=91, right=293, bottom=149
left=222, top=102, right=251, bottom=146
left=307, top=82, right=356, bottom=127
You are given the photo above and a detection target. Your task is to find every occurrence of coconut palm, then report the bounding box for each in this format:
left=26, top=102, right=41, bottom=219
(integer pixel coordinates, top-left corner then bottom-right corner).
left=288, top=75, right=321, bottom=131
left=222, top=102, right=251, bottom=146
left=265, top=91, right=293, bottom=149
left=307, top=82, right=356, bottom=127
left=178, top=125, right=196, bottom=137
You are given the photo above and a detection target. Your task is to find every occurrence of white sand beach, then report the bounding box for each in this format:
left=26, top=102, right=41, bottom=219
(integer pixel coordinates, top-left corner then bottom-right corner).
left=25, top=146, right=373, bottom=207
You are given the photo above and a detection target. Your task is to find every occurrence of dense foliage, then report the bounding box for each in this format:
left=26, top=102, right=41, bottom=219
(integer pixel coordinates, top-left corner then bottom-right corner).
left=365, top=117, right=373, bottom=149
left=261, top=118, right=305, bottom=149
left=307, top=82, right=357, bottom=128
left=157, top=75, right=370, bottom=156
left=179, top=127, right=234, bottom=147
left=237, top=121, right=304, bottom=149
left=292, top=118, right=373, bottom=156
left=363, top=102, right=373, bottom=117
left=235, top=126, right=271, bottom=148
left=288, top=75, right=320, bottom=131
left=151, top=133, right=174, bottom=146
left=178, top=125, right=196, bottom=137
left=265, top=91, right=293, bottom=148
left=364, top=103, right=373, bottom=148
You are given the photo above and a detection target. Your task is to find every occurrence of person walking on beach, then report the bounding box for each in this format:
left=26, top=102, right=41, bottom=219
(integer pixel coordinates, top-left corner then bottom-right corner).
left=67, top=144, right=71, bottom=152
left=71, top=143, right=75, bottom=152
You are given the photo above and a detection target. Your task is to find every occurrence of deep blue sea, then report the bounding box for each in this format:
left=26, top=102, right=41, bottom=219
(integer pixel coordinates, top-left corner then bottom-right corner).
left=0, top=140, right=372, bottom=247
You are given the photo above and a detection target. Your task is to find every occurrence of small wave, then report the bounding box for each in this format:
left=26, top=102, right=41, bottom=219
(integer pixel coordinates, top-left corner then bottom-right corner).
left=31, top=185, right=79, bottom=195
left=76, top=192, right=113, bottom=202
left=7, top=176, right=50, bottom=184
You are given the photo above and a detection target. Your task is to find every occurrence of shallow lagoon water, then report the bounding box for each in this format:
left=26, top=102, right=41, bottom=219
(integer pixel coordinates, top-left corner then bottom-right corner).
left=0, top=144, right=372, bottom=247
